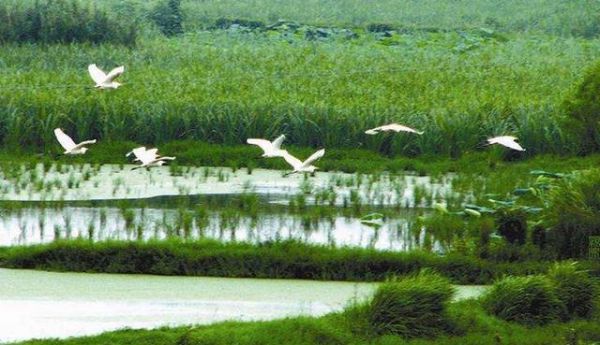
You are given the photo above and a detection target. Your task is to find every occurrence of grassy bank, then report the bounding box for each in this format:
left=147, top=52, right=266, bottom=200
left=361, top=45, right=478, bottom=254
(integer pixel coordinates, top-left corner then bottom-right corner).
left=3, top=140, right=600, bottom=176
left=1, top=239, right=599, bottom=284
left=13, top=299, right=600, bottom=345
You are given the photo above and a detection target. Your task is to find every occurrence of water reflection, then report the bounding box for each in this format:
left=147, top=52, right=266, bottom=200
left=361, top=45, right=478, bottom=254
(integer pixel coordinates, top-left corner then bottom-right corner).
left=0, top=202, right=441, bottom=251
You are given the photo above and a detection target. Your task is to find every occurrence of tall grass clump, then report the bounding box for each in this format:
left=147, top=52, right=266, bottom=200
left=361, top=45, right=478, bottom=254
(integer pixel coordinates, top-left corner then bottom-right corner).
left=563, top=60, right=600, bottom=154
left=368, top=270, right=455, bottom=338
left=482, top=275, right=565, bottom=326
left=544, top=169, right=600, bottom=258
left=547, top=261, right=597, bottom=319
left=151, top=0, right=184, bottom=37
left=0, top=0, right=137, bottom=45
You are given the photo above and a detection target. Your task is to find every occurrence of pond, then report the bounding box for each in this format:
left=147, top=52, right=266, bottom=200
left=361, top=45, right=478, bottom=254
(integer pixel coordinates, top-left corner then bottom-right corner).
left=0, top=164, right=465, bottom=251
left=0, top=268, right=488, bottom=342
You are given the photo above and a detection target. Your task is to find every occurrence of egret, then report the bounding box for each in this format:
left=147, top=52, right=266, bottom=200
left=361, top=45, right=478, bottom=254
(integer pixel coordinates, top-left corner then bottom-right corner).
left=128, top=146, right=176, bottom=169
left=281, top=149, right=325, bottom=176
left=486, top=136, right=525, bottom=151
left=53, top=128, right=96, bottom=155
left=88, top=64, right=124, bottom=89
left=246, top=134, right=287, bottom=157
left=365, top=123, right=424, bottom=135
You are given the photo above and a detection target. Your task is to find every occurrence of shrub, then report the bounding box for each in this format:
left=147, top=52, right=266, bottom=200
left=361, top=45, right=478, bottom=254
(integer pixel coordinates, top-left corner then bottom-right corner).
left=0, top=0, right=136, bottom=45
left=368, top=270, right=455, bottom=338
left=563, top=60, right=600, bottom=154
left=545, top=169, right=600, bottom=258
left=151, top=0, right=184, bottom=37
left=366, top=23, right=396, bottom=33
left=547, top=261, right=597, bottom=319
left=495, top=208, right=527, bottom=245
left=482, top=275, right=565, bottom=326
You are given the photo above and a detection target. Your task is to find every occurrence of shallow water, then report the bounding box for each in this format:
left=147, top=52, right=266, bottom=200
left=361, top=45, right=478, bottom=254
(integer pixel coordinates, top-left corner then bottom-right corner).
left=0, top=205, right=441, bottom=251
left=0, top=164, right=455, bottom=206
left=0, top=268, right=487, bottom=342
left=0, top=164, right=461, bottom=251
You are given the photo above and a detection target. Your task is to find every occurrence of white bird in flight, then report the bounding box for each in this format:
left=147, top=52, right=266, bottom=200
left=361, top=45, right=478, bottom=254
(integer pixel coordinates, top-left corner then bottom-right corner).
left=88, top=64, right=125, bottom=89
left=486, top=136, right=526, bottom=151
left=127, top=146, right=176, bottom=169
left=365, top=123, right=424, bottom=135
left=53, top=128, right=96, bottom=155
left=246, top=134, right=287, bottom=157
left=282, top=149, right=325, bottom=176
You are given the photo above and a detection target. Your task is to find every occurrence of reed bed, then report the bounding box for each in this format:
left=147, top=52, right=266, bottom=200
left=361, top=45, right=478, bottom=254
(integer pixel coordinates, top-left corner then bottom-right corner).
left=8, top=0, right=600, bottom=37
left=0, top=30, right=598, bottom=157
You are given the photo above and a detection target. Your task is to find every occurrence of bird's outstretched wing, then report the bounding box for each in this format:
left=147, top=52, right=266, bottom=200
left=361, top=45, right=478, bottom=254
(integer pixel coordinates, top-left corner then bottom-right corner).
left=499, top=138, right=525, bottom=151
left=366, top=123, right=423, bottom=135
left=145, top=148, right=159, bottom=159
left=247, top=139, right=273, bottom=153
left=385, top=123, right=424, bottom=135
left=271, top=134, right=286, bottom=150
left=88, top=64, right=107, bottom=84
left=130, top=147, right=153, bottom=164
left=302, top=149, right=325, bottom=168
left=54, top=128, right=77, bottom=151
left=105, top=66, right=124, bottom=82
left=126, top=146, right=145, bottom=158
left=282, top=151, right=303, bottom=170
left=72, top=139, right=97, bottom=151
left=488, top=136, right=525, bottom=151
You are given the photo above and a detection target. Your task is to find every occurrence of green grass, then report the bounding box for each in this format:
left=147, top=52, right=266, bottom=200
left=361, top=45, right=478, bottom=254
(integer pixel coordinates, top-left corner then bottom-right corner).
left=12, top=299, right=600, bottom=345
left=8, top=0, right=600, bottom=36
left=0, top=30, right=599, bottom=157
left=3, top=140, right=600, bottom=176
left=1, top=239, right=599, bottom=284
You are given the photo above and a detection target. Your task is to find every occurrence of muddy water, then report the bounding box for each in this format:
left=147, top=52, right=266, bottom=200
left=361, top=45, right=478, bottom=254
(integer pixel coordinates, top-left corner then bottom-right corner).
left=0, top=268, right=487, bottom=342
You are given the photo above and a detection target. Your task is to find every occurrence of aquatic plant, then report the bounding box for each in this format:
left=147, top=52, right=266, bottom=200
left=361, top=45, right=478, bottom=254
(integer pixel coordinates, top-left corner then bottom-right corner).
left=547, top=261, right=597, bottom=320
left=369, top=270, right=455, bottom=338
left=482, top=275, right=565, bottom=326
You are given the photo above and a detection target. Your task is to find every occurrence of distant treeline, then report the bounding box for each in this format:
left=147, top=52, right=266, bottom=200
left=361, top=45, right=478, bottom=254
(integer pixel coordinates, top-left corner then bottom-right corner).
left=0, top=0, right=137, bottom=45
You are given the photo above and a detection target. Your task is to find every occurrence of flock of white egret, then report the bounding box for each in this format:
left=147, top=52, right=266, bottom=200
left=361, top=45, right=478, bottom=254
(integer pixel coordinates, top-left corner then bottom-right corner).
left=52, top=64, right=526, bottom=174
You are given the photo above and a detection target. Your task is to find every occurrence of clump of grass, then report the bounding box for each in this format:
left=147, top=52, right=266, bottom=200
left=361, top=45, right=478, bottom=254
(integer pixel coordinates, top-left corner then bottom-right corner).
left=547, top=261, right=597, bottom=319
left=368, top=270, right=455, bottom=337
left=544, top=169, right=600, bottom=258
left=482, top=275, right=565, bottom=326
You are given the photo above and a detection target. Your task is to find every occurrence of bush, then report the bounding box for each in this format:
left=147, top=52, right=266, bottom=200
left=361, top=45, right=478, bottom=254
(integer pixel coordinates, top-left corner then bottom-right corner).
left=368, top=270, right=455, bottom=338
left=366, top=23, right=396, bottom=33
left=151, top=0, right=184, bottom=37
left=545, top=169, right=600, bottom=258
left=548, top=261, right=597, bottom=319
left=495, top=208, right=527, bottom=245
left=0, top=0, right=136, bottom=45
left=482, top=275, right=565, bottom=326
left=563, top=61, right=600, bottom=154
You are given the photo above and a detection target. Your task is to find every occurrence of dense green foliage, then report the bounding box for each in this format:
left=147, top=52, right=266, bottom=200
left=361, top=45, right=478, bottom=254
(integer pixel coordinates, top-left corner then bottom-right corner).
left=545, top=169, right=600, bottom=258
left=151, top=0, right=183, bottom=37
left=10, top=0, right=600, bottom=37
left=563, top=60, right=600, bottom=154
left=1, top=239, right=600, bottom=284
left=368, top=271, right=454, bottom=337
left=495, top=209, right=527, bottom=245
left=548, top=261, right=598, bottom=319
left=0, top=0, right=136, bottom=45
left=482, top=275, right=565, bottom=326
left=0, top=32, right=597, bottom=157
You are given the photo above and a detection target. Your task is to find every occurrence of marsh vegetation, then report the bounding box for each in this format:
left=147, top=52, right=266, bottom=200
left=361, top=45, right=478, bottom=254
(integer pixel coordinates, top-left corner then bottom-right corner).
left=1, top=0, right=600, bottom=343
